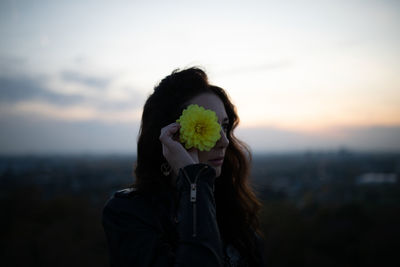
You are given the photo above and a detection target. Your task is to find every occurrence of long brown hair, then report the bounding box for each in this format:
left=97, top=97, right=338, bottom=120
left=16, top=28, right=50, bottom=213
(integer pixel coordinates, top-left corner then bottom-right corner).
left=133, top=67, right=263, bottom=265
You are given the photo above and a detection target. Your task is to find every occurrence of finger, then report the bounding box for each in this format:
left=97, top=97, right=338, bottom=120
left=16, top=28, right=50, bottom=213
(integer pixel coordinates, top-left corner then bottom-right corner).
left=160, top=123, right=180, bottom=141
left=172, top=127, right=180, bottom=141
left=159, top=123, right=180, bottom=143
left=160, top=122, right=180, bottom=135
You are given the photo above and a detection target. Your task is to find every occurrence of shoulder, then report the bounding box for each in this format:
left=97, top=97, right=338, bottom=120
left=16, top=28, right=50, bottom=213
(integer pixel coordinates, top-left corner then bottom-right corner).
left=108, top=187, right=141, bottom=205
left=102, top=187, right=158, bottom=227
left=103, top=187, right=151, bottom=214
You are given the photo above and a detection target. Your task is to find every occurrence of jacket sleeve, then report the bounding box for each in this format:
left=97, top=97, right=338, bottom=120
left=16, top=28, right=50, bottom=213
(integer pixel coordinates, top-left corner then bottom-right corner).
left=102, top=163, right=223, bottom=267
left=174, top=163, right=223, bottom=266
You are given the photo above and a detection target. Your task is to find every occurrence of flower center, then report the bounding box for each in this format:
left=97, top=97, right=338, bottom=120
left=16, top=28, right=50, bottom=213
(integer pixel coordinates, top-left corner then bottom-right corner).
left=195, top=123, right=206, bottom=135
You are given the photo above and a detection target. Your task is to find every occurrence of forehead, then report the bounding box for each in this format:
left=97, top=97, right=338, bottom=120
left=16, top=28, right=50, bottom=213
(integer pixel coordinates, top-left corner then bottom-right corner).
left=186, top=93, right=227, bottom=121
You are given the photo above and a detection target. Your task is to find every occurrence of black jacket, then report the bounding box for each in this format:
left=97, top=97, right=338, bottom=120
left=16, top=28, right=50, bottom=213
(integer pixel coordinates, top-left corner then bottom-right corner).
left=102, top=163, right=265, bottom=267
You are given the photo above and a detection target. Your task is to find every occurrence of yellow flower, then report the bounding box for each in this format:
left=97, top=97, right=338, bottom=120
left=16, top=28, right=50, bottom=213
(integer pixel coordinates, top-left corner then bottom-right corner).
left=176, top=104, right=221, bottom=151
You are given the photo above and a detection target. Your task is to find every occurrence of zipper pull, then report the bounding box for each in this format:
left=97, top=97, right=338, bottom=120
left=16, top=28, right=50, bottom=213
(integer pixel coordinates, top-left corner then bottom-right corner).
left=190, top=183, right=196, bottom=202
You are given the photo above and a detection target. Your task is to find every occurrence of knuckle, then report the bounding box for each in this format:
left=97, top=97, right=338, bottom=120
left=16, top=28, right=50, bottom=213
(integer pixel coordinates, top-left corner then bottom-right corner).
left=159, top=134, right=166, bottom=142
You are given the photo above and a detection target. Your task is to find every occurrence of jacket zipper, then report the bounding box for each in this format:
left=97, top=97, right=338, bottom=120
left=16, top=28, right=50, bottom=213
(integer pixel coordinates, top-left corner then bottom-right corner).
left=182, top=165, right=208, bottom=237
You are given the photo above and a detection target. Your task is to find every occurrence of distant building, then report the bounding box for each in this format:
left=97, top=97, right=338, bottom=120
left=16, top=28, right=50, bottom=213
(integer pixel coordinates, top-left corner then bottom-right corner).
left=356, top=173, right=397, bottom=185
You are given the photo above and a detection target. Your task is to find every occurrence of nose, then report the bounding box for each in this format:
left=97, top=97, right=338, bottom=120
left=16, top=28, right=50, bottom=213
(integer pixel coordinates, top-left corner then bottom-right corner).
left=217, top=129, right=229, bottom=148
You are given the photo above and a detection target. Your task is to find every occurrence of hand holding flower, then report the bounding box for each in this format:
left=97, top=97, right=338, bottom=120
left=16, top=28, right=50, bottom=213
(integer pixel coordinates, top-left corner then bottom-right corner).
left=159, top=122, right=199, bottom=178
left=159, top=104, right=221, bottom=178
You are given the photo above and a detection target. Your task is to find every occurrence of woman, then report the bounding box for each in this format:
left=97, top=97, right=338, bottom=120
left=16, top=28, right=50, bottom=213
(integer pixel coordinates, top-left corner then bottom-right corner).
left=102, top=67, right=265, bottom=266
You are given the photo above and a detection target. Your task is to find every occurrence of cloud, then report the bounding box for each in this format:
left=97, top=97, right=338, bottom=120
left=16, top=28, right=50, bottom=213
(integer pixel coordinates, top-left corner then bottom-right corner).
left=0, top=74, right=84, bottom=105
left=0, top=56, right=28, bottom=75
left=0, top=68, right=147, bottom=114
left=55, top=70, right=146, bottom=111
left=0, top=114, right=139, bottom=155
left=61, top=70, right=110, bottom=89
left=2, top=100, right=142, bottom=123
left=0, top=69, right=146, bottom=123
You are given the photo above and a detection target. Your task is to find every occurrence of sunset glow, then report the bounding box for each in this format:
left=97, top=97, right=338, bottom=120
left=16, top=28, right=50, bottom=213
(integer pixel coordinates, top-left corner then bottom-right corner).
left=1, top=0, right=399, bottom=154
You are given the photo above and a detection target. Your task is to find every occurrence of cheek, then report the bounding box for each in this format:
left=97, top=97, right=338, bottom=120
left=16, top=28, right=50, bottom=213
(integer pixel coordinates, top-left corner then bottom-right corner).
left=197, top=151, right=209, bottom=163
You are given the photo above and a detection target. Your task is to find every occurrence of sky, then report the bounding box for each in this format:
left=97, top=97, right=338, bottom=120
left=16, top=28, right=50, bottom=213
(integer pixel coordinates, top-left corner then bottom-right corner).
left=0, top=0, right=399, bottom=154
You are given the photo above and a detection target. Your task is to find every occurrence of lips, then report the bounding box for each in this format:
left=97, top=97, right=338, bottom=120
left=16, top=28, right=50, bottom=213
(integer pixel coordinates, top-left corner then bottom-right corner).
left=208, top=157, right=224, bottom=166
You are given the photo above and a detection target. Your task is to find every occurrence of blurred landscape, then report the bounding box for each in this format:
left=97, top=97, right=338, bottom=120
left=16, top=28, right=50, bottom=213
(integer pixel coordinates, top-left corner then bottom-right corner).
left=1, top=150, right=399, bottom=267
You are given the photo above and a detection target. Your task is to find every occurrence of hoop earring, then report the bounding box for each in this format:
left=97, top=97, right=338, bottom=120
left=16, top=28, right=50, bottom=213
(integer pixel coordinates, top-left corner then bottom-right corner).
left=161, top=162, right=172, bottom=176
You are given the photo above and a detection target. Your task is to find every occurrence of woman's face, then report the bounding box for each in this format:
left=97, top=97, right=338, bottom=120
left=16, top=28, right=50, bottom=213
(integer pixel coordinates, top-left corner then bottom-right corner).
left=186, top=93, right=230, bottom=177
